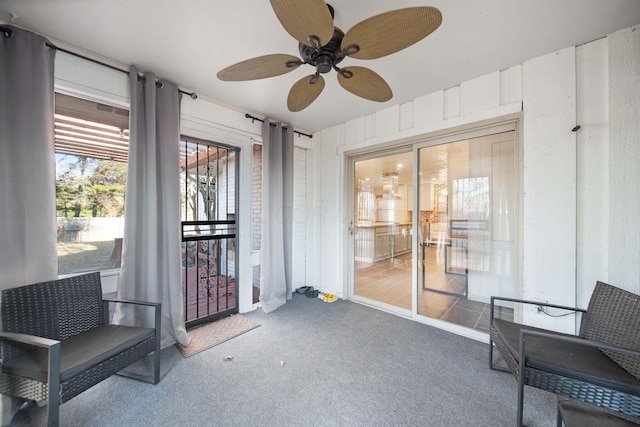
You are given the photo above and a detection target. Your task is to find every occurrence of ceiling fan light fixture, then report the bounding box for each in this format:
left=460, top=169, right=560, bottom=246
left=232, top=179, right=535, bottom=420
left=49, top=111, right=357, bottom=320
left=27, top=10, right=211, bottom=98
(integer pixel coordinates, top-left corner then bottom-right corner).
left=315, top=55, right=333, bottom=73
left=298, top=27, right=345, bottom=67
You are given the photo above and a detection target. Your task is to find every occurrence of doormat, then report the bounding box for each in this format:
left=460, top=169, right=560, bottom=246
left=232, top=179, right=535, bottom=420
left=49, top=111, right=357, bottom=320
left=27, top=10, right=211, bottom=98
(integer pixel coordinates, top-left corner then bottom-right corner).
left=177, top=314, right=260, bottom=358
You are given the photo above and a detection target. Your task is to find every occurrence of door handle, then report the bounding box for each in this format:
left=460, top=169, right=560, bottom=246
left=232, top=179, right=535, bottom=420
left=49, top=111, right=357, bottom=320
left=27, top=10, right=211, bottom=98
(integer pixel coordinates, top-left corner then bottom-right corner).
left=349, top=221, right=354, bottom=236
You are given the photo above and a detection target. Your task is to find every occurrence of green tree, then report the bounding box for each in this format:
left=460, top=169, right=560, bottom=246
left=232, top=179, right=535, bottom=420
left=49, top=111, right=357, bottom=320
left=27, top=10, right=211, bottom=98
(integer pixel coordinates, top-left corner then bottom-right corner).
left=56, top=155, right=127, bottom=218
left=89, top=161, right=127, bottom=217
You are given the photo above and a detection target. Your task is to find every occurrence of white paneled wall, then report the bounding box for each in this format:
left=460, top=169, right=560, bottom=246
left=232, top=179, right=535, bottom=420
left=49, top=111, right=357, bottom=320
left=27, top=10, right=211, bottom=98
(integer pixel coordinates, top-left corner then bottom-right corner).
left=444, top=85, right=461, bottom=119
left=576, top=38, right=609, bottom=308
left=461, top=72, right=500, bottom=115
left=608, top=25, right=640, bottom=293
left=375, top=105, right=400, bottom=139
left=500, top=65, right=523, bottom=106
left=399, top=102, right=413, bottom=131
left=55, top=51, right=128, bottom=107
left=521, top=47, right=577, bottom=332
left=292, top=147, right=307, bottom=290
left=312, top=23, right=640, bottom=336
left=413, top=90, right=444, bottom=125
left=309, top=125, right=341, bottom=294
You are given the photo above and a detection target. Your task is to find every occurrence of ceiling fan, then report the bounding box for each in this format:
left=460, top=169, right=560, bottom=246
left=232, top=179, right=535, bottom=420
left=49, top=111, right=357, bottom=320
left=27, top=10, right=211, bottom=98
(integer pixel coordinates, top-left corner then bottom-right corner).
left=217, top=0, right=442, bottom=112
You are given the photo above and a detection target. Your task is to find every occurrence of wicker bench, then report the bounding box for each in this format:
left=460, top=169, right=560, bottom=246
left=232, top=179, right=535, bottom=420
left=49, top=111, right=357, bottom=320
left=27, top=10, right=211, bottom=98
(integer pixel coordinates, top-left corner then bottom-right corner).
left=489, top=281, right=640, bottom=426
left=0, top=272, right=160, bottom=426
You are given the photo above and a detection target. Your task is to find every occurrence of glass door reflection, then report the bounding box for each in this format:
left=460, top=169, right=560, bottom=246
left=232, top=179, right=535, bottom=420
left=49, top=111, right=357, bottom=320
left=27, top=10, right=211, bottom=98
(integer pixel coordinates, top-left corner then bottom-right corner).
left=418, top=132, right=517, bottom=332
left=353, top=151, right=413, bottom=310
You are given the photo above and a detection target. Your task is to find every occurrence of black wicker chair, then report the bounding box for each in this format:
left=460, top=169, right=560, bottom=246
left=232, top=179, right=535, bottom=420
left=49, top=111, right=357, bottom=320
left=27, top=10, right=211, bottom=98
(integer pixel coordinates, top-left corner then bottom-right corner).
left=0, top=272, right=161, bottom=426
left=489, top=281, right=640, bottom=426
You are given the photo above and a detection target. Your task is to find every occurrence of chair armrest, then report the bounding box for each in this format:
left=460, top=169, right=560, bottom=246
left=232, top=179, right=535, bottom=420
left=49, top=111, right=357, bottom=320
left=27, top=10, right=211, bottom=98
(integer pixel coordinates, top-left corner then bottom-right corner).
left=0, top=331, right=61, bottom=391
left=490, top=296, right=586, bottom=321
left=101, top=298, right=161, bottom=336
left=102, top=297, right=161, bottom=308
left=0, top=331, right=59, bottom=349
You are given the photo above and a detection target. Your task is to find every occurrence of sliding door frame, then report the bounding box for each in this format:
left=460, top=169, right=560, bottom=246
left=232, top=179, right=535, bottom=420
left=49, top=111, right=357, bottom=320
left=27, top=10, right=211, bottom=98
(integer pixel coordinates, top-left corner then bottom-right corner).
left=345, top=145, right=415, bottom=318
left=342, top=113, right=523, bottom=342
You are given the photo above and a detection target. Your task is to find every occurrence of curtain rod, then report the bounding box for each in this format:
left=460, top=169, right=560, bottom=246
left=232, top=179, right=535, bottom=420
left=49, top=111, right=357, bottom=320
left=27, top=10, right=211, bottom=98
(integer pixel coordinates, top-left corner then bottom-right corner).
left=2, top=25, right=313, bottom=139
left=244, top=114, right=312, bottom=139
left=1, top=25, right=198, bottom=99
left=48, top=43, right=199, bottom=99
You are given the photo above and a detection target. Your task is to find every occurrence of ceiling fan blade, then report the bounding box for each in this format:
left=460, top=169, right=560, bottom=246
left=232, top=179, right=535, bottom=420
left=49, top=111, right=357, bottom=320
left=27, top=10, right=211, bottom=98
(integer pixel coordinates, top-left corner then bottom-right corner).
left=287, top=74, right=325, bottom=112
left=217, top=54, right=301, bottom=81
left=270, top=0, right=334, bottom=47
left=342, top=7, right=442, bottom=60
left=337, top=67, right=392, bottom=102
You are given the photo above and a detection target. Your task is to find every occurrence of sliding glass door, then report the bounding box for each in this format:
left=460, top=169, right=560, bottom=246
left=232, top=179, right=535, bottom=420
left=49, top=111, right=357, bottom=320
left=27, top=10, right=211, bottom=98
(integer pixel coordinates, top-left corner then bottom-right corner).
left=417, top=131, right=517, bottom=332
left=347, top=124, right=519, bottom=334
left=351, top=150, right=413, bottom=311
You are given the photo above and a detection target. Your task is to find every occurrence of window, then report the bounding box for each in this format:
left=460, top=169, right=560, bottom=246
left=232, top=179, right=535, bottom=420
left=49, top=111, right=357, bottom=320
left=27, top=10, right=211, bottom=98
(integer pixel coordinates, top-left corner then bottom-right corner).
left=55, top=93, right=129, bottom=275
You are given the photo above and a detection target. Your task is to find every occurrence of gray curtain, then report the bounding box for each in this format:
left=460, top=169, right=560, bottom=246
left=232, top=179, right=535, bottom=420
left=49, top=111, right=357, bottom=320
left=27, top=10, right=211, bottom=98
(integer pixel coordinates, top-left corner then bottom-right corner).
left=259, top=119, right=294, bottom=313
left=113, top=66, right=189, bottom=348
left=0, top=25, right=57, bottom=424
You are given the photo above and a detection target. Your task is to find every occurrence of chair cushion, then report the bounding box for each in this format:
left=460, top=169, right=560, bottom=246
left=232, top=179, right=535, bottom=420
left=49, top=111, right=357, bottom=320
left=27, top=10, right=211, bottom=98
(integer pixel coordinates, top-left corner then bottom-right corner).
left=559, top=399, right=640, bottom=427
left=2, top=325, right=155, bottom=383
left=492, top=319, right=640, bottom=396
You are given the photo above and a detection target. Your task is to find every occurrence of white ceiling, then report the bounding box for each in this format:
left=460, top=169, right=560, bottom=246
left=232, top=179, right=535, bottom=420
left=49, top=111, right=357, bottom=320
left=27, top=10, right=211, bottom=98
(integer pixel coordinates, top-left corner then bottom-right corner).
left=1, top=0, right=639, bottom=134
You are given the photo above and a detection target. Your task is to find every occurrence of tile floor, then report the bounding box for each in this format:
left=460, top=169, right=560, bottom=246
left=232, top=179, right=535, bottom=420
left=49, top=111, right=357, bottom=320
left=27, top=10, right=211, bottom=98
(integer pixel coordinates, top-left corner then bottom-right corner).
left=355, top=246, right=513, bottom=333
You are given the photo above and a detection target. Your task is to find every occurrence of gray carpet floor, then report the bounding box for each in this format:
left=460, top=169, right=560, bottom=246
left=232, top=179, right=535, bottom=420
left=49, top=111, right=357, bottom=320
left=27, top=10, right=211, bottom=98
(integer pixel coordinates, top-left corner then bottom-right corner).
left=10, top=295, right=556, bottom=426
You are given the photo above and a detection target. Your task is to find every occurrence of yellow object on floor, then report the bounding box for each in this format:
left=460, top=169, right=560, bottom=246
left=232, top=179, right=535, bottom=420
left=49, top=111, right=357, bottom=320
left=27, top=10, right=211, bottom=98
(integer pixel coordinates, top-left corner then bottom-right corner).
left=321, top=293, right=338, bottom=303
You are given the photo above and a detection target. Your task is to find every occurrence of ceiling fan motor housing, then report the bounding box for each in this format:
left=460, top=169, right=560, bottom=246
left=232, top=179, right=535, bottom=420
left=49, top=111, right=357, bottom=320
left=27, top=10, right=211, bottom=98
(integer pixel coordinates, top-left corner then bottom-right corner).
left=299, top=27, right=347, bottom=74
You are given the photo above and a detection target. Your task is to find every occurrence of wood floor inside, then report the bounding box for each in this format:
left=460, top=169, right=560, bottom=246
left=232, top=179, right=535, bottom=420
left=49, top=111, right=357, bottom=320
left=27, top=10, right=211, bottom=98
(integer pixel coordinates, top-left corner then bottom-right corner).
left=355, top=247, right=513, bottom=333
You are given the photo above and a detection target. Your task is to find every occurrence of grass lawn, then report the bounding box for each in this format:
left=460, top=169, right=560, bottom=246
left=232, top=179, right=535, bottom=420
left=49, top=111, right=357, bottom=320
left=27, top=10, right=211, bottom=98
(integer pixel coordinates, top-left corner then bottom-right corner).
left=58, top=240, right=117, bottom=275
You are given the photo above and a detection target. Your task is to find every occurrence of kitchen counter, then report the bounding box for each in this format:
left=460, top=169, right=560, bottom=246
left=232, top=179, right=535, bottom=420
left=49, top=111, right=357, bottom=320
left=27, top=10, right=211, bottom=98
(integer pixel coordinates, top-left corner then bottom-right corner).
left=357, top=222, right=412, bottom=228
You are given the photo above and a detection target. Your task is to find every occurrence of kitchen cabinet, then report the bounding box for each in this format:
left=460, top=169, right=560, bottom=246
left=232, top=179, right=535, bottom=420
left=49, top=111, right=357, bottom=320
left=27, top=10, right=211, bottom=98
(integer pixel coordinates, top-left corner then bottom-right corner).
left=375, top=228, right=390, bottom=260
left=394, top=225, right=410, bottom=253
left=407, top=183, right=434, bottom=211
left=356, top=223, right=413, bottom=263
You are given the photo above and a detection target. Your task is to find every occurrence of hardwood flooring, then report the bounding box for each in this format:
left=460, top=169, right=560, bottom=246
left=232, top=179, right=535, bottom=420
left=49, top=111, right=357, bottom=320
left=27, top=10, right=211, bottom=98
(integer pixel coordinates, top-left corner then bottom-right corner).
left=355, top=247, right=513, bottom=332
